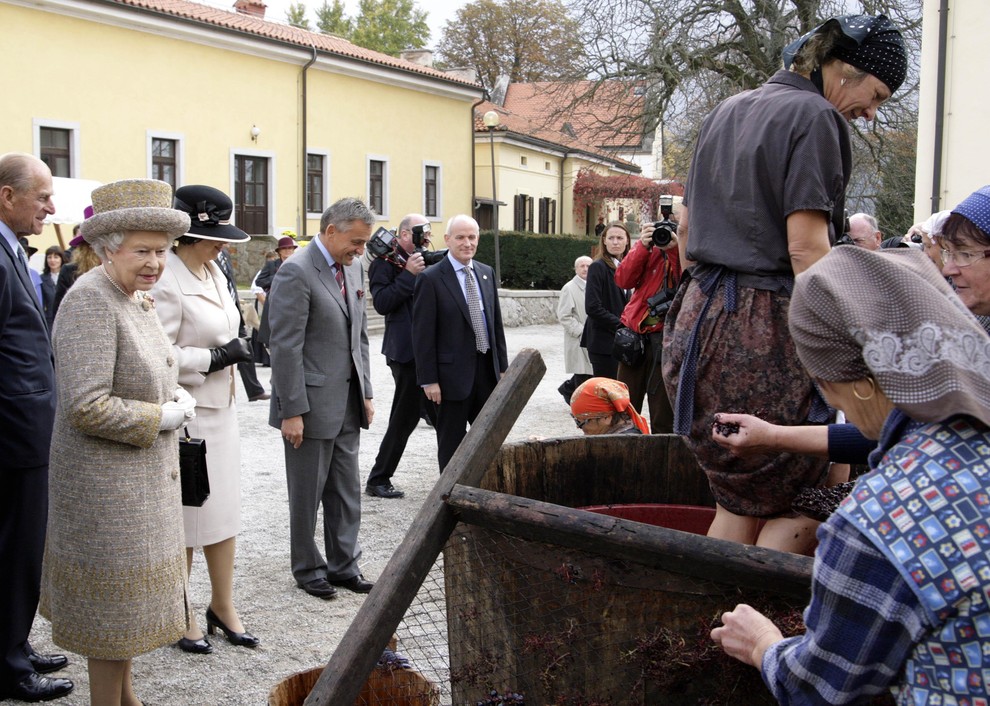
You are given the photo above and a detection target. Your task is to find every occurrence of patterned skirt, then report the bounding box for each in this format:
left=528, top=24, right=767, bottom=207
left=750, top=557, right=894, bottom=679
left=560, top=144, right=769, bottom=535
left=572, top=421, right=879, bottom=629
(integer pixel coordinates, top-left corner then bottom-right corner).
left=662, top=276, right=829, bottom=517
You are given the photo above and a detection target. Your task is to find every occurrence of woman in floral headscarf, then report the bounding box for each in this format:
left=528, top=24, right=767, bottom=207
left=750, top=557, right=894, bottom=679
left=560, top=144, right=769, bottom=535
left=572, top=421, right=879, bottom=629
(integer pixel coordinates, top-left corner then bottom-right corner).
left=570, top=377, right=649, bottom=436
left=712, top=245, right=990, bottom=705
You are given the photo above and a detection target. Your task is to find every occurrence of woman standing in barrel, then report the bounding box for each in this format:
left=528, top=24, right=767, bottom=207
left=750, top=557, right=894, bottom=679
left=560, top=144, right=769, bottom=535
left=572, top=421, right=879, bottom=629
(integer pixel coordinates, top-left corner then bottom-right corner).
left=663, top=15, right=907, bottom=552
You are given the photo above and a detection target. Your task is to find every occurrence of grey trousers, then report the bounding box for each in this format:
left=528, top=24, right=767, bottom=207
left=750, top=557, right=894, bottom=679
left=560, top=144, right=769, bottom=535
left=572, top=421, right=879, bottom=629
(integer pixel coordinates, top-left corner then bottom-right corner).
left=283, top=412, right=362, bottom=585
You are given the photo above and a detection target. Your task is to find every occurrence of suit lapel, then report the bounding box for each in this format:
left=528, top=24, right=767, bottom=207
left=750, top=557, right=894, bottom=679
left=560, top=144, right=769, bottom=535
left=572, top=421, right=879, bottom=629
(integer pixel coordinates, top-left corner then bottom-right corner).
left=310, top=245, right=349, bottom=319
left=1, top=237, right=44, bottom=316
left=439, top=258, right=471, bottom=324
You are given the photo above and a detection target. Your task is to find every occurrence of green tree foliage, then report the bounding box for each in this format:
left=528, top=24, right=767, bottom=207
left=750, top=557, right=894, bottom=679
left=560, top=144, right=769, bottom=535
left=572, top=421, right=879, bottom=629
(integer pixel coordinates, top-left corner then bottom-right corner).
left=349, top=0, right=429, bottom=56
left=436, top=0, right=585, bottom=89
left=285, top=1, right=311, bottom=30
left=315, top=0, right=352, bottom=36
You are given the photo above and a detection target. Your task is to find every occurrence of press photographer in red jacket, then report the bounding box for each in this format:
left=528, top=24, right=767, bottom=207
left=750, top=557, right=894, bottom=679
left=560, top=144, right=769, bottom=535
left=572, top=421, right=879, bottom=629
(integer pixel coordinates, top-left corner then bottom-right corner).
left=614, top=218, right=682, bottom=433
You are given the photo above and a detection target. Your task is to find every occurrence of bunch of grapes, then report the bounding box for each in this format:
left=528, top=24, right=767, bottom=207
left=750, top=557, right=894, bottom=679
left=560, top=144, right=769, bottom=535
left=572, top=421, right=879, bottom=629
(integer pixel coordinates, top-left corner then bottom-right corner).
left=476, top=689, right=525, bottom=705
left=712, top=418, right=740, bottom=437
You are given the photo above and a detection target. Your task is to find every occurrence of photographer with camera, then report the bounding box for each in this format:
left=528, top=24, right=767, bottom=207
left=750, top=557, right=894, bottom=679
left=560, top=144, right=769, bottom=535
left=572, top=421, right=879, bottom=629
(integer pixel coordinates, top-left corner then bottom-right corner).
left=365, top=214, right=437, bottom=498
left=612, top=209, right=682, bottom=433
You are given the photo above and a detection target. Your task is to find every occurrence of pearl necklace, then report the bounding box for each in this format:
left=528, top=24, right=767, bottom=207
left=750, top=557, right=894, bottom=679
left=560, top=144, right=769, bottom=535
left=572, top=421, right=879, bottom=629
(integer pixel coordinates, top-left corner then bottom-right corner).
left=102, top=264, right=135, bottom=300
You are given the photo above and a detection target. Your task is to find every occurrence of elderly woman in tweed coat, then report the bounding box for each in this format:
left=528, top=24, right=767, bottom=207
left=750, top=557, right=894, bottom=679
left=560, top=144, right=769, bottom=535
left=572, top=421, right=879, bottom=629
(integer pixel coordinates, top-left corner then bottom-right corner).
left=40, top=179, right=195, bottom=706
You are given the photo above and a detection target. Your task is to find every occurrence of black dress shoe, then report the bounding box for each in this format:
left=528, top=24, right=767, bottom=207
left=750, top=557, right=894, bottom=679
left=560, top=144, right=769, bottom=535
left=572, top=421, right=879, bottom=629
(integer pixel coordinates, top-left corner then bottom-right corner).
left=298, top=577, right=338, bottom=599
left=329, top=573, right=374, bottom=593
left=176, top=636, right=213, bottom=654
left=366, top=484, right=404, bottom=499
left=27, top=653, right=68, bottom=675
left=8, top=673, right=74, bottom=702
left=248, top=391, right=271, bottom=402
left=205, top=606, right=260, bottom=648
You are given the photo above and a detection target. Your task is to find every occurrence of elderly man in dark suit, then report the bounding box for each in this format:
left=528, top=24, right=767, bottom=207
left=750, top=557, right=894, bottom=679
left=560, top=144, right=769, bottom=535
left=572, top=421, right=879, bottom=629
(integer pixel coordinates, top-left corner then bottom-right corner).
left=412, top=214, right=508, bottom=471
left=0, top=153, right=74, bottom=702
left=268, top=198, right=376, bottom=599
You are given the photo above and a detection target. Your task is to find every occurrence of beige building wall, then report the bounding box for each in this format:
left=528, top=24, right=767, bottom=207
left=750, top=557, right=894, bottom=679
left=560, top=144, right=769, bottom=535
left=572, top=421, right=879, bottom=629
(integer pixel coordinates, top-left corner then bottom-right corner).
left=1, top=0, right=478, bottom=251
left=914, top=0, right=990, bottom=219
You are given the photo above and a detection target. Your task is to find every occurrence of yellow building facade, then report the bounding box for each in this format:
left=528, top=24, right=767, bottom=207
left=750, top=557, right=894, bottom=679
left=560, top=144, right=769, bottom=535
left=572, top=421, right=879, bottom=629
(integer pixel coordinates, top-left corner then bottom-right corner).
left=1, top=0, right=481, bottom=250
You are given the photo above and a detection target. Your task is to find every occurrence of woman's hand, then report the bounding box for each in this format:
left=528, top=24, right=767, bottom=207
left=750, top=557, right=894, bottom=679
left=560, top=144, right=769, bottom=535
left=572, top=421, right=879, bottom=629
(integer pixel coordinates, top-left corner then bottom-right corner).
left=711, top=604, right=783, bottom=669
left=711, top=413, right=778, bottom=456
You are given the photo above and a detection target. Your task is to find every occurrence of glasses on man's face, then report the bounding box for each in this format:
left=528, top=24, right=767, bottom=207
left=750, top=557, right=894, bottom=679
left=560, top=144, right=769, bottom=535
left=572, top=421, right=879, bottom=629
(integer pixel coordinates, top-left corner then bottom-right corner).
left=574, top=416, right=607, bottom=429
left=940, top=248, right=990, bottom=267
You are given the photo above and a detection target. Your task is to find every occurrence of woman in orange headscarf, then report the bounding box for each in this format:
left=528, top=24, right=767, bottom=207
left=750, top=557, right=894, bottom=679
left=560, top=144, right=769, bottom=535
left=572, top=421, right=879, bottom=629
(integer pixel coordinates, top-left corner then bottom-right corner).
left=570, top=377, right=649, bottom=435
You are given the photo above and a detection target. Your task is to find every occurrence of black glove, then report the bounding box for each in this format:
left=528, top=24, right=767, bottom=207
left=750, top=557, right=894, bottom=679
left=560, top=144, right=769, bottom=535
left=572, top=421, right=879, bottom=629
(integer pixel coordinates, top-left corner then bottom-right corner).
left=207, top=337, right=253, bottom=374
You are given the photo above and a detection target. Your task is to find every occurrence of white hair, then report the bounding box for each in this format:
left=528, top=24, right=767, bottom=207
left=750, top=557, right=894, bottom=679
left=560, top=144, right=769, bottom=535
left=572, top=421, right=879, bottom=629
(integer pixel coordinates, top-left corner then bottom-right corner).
left=445, top=214, right=479, bottom=235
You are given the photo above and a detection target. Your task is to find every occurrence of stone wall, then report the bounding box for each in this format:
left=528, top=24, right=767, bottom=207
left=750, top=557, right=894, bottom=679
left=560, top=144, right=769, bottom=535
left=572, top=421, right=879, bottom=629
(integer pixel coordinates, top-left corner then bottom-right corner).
left=227, top=235, right=280, bottom=287
left=497, top=289, right=559, bottom=327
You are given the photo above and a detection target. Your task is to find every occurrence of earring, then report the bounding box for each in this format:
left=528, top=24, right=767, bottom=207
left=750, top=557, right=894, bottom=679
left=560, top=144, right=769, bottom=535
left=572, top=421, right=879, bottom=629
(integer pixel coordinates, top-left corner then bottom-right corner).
left=852, top=377, right=876, bottom=401
left=840, top=78, right=847, bottom=86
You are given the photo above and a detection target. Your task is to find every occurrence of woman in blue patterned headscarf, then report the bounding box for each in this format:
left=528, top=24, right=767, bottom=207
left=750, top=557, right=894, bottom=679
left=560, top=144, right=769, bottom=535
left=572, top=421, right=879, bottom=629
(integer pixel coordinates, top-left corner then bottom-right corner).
left=713, top=245, right=990, bottom=705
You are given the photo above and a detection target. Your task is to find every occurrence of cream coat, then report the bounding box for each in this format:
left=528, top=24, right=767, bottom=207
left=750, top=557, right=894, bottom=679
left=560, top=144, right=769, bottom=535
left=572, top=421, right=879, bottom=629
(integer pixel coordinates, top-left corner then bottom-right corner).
left=41, top=269, right=187, bottom=659
left=557, top=274, right=593, bottom=375
left=153, top=256, right=242, bottom=546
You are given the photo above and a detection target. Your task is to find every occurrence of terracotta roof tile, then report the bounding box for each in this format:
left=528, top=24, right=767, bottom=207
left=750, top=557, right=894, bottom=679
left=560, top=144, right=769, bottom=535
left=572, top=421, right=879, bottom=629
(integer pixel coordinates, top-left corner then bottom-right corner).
left=474, top=101, right=638, bottom=170
left=503, top=81, right=648, bottom=150
left=108, top=0, right=480, bottom=87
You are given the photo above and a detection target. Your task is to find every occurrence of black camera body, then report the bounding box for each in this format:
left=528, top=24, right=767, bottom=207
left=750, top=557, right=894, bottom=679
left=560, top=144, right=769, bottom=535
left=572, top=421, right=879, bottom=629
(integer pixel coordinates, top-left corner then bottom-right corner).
left=368, top=225, right=446, bottom=268
left=651, top=219, right=676, bottom=248
left=834, top=233, right=854, bottom=247
left=647, top=287, right=677, bottom=320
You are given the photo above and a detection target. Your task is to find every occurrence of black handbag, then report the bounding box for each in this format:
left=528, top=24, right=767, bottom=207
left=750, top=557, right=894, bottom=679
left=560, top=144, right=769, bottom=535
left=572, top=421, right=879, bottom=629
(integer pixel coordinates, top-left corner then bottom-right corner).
left=179, top=427, right=210, bottom=507
left=612, top=326, right=645, bottom=367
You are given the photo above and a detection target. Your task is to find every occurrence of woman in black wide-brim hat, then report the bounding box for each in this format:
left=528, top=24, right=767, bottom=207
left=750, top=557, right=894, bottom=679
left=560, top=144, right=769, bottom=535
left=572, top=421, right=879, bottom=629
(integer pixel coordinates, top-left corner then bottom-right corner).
left=152, top=185, right=260, bottom=654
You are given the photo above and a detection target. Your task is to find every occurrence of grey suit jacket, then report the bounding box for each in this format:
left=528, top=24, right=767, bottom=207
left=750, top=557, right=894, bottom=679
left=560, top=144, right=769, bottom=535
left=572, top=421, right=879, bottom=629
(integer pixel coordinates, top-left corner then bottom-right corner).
left=267, top=243, right=372, bottom=438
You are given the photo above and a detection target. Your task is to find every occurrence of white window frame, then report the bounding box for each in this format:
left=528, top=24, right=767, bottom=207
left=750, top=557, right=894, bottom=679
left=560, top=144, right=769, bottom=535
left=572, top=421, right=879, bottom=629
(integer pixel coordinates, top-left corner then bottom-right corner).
left=422, top=160, right=442, bottom=221
left=33, top=119, right=81, bottom=178
left=146, top=131, right=185, bottom=188
left=367, top=155, right=390, bottom=220
left=306, top=150, right=331, bottom=219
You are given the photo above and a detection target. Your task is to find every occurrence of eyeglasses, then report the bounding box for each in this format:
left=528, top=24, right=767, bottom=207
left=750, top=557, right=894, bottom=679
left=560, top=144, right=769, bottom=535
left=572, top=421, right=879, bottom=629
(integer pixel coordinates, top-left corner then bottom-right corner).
left=940, top=248, right=990, bottom=267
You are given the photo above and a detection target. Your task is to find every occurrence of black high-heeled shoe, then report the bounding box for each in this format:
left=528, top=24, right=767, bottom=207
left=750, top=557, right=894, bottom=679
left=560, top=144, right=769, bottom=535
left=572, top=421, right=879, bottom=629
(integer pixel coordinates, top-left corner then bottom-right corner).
left=205, top=606, right=260, bottom=648
left=177, top=636, right=213, bottom=654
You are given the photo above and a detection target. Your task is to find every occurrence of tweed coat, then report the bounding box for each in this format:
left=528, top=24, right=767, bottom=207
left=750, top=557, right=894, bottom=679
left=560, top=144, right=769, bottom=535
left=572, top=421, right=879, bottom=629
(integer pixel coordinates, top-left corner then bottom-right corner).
left=556, top=274, right=593, bottom=375
left=40, top=269, right=187, bottom=660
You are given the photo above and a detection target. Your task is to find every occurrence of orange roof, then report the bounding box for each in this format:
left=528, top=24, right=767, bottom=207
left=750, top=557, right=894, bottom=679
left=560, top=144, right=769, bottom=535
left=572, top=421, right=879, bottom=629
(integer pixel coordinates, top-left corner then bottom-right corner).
left=502, top=81, right=649, bottom=150
left=474, top=101, right=638, bottom=171
left=106, top=0, right=480, bottom=87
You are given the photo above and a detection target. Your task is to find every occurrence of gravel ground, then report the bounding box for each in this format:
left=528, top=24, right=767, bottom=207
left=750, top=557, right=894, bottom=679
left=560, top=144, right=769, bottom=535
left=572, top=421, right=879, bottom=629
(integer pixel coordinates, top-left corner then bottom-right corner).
left=27, top=323, right=579, bottom=705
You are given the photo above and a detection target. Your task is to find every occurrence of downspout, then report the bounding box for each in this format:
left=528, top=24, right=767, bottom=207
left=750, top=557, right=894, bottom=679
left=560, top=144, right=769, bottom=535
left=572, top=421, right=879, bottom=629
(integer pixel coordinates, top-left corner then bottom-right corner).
left=470, top=91, right=488, bottom=223
left=559, top=149, right=572, bottom=234
left=301, top=45, right=317, bottom=235
left=930, top=0, right=949, bottom=212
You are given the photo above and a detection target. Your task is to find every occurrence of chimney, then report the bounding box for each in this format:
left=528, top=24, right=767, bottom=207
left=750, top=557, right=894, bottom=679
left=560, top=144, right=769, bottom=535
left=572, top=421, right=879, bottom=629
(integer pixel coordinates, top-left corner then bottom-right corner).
left=443, top=67, right=478, bottom=84
left=399, top=49, right=434, bottom=68
left=233, top=0, right=266, bottom=19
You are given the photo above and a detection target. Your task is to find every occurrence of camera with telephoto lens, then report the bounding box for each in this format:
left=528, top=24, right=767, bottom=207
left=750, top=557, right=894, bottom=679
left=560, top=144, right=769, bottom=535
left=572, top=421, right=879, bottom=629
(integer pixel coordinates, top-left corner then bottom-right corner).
left=834, top=210, right=853, bottom=246
left=647, top=287, right=677, bottom=320
left=369, top=224, right=446, bottom=268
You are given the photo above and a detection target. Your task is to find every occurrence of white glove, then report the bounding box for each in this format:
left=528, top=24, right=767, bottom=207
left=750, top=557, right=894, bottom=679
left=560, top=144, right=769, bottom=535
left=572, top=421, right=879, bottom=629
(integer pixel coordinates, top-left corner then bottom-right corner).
left=160, top=402, right=187, bottom=431
left=173, top=387, right=197, bottom=418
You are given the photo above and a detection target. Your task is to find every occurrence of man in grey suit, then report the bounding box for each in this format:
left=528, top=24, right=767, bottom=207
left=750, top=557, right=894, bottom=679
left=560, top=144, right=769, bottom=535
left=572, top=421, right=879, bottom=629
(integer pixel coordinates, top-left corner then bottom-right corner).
left=268, top=198, right=376, bottom=599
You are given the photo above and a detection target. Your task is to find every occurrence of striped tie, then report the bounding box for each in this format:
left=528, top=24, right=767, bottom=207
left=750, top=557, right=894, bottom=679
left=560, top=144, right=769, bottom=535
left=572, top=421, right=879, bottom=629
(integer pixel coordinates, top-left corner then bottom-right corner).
left=463, top=266, right=489, bottom=353
left=334, top=263, right=345, bottom=297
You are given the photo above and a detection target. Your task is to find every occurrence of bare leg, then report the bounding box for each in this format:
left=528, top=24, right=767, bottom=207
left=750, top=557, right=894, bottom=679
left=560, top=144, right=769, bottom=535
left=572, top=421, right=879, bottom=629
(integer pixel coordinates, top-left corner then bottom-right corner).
left=826, top=462, right=851, bottom=485
left=707, top=504, right=760, bottom=544
left=183, top=547, right=203, bottom=640
left=203, top=537, right=244, bottom=633
left=89, top=657, right=137, bottom=706
left=756, top=516, right=820, bottom=556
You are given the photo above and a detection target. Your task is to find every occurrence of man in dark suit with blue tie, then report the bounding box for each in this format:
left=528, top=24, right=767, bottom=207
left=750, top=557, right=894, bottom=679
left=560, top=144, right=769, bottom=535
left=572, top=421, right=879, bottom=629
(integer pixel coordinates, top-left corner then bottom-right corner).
left=412, top=214, right=508, bottom=471
left=0, top=153, right=74, bottom=702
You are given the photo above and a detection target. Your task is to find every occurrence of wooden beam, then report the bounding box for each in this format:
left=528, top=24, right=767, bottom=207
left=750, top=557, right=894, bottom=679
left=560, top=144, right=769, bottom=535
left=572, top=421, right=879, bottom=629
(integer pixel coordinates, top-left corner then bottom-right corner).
left=444, top=484, right=814, bottom=601
left=304, top=348, right=546, bottom=705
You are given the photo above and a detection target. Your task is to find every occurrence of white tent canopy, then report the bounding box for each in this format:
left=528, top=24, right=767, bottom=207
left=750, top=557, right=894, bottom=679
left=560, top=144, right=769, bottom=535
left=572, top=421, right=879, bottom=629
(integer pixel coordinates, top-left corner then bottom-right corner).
left=45, top=177, right=102, bottom=225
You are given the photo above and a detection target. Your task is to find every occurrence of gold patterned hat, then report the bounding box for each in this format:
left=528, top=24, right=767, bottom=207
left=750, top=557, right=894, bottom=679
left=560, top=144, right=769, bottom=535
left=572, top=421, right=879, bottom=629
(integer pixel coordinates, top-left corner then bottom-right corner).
left=81, top=179, right=190, bottom=243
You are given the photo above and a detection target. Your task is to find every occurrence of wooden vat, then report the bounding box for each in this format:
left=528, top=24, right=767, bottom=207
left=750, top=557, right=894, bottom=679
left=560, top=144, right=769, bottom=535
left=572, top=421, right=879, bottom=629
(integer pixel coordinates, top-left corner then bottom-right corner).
left=268, top=664, right=439, bottom=706
left=443, top=434, right=814, bottom=705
